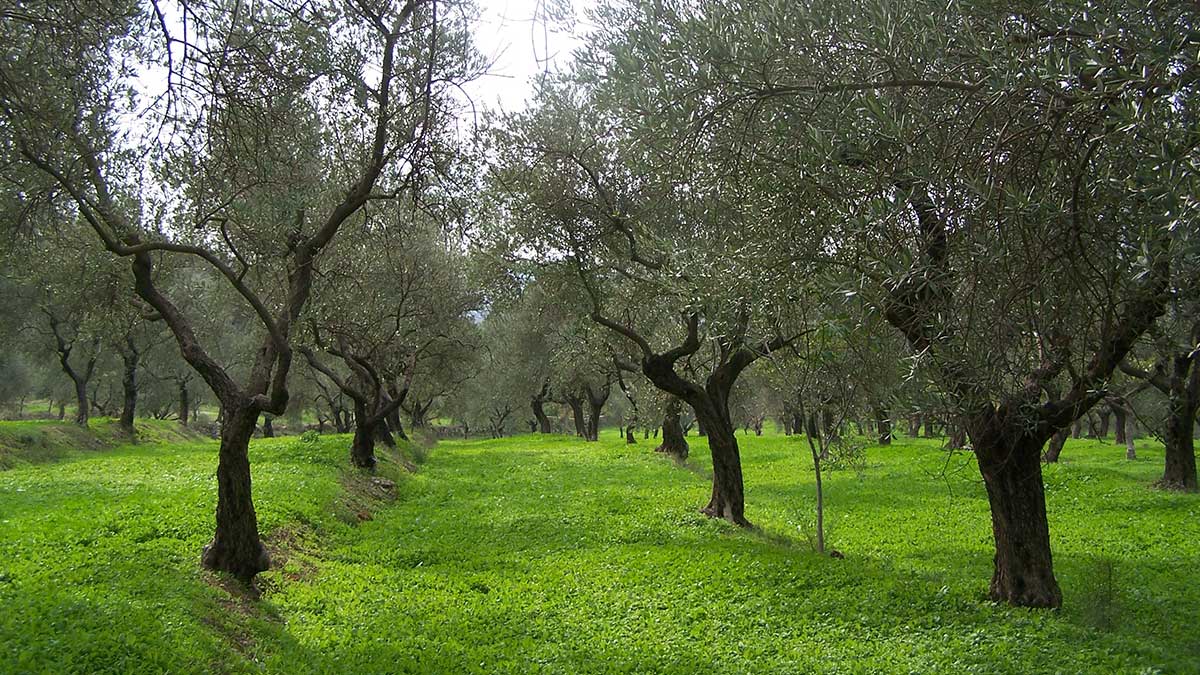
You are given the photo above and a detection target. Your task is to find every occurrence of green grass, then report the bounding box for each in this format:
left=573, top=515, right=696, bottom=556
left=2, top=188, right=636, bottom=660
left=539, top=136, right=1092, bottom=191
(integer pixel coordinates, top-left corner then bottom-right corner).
left=1, top=430, right=1197, bottom=673
left=0, top=418, right=206, bottom=469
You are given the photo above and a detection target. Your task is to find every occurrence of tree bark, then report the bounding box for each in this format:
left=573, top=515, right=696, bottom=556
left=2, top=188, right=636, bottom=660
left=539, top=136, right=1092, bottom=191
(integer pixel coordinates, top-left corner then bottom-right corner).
left=385, top=389, right=410, bottom=441
left=386, top=409, right=408, bottom=441
left=698, top=407, right=748, bottom=526
left=531, top=395, right=552, bottom=434
left=375, top=418, right=396, bottom=447
left=974, top=429, right=1062, bottom=608
left=655, top=399, right=689, bottom=460
left=1043, top=428, right=1068, bottom=463
left=566, top=395, right=586, bottom=438
left=118, top=345, right=139, bottom=434
left=261, top=415, right=275, bottom=438
left=584, top=382, right=609, bottom=442
left=351, top=400, right=379, bottom=470
left=1160, top=393, right=1198, bottom=490
left=875, top=406, right=892, bottom=446
left=72, top=377, right=89, bottom=427
left=201, top=403, right=270, bottom=584
left=178, top=380, right=190, bottom=428
left=1113, top=406, right=1128, bottom=445
left=626, top=426, right=637, bottom=444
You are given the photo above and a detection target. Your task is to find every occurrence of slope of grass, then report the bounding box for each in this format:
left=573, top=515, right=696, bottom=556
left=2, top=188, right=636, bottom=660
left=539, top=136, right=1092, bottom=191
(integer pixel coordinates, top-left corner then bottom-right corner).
left=0, top=433, right=412, bottom=674
left=1, top=429, right=1197, bottom=673
left=0, top=418, right=206, bottom=469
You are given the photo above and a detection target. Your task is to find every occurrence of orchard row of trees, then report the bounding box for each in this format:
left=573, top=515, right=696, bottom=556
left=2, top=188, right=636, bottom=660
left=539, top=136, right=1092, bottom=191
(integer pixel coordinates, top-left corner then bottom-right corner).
left=476, top=0, right=1200, bottom=610
left=0, top=0, right=1196, bottom=611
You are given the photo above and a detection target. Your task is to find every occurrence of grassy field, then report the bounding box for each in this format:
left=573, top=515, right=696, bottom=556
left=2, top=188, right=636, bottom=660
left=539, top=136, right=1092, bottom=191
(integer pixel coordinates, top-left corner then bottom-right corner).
left=1, top=428, right=1197, bottom=674
left=0, top=418, right=207, bottom=469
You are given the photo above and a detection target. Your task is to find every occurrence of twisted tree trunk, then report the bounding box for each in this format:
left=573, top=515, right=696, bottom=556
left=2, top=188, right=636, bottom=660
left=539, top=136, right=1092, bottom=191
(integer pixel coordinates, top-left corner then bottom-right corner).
left=975, top=429, right=1061, bottom=607
left=655, top=399, right=689, bottom=460
left=201, top=403, right=270, bottom=583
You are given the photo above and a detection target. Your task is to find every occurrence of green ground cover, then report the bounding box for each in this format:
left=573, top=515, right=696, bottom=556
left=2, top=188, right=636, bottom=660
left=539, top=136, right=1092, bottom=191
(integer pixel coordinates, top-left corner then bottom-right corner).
left=0, top=419, right=205, bottom=469
left=0, top=429, right=1196, bottom=673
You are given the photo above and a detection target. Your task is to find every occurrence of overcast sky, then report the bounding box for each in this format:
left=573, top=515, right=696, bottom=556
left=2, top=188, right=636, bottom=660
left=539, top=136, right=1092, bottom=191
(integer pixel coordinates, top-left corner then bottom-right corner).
left=464, top=0, right=597, bottom=113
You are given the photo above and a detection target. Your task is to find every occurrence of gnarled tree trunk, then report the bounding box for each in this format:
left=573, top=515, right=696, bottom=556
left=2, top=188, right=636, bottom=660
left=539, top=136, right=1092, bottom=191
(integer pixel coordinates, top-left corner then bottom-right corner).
left=566, top=396, right=586, bottom=438
left=656, top=399, right=689, bottom=460
left=1160, top=393, right=1198, bottom=490
left=697, top=407, right=747, bottom=526
left=201, top=403, right=270, bottom=584
left=974, top=428, right=1062, bottom=608
left=531, top=396, right=552, bottom=434
left=351, top=400, right=380, bottom=470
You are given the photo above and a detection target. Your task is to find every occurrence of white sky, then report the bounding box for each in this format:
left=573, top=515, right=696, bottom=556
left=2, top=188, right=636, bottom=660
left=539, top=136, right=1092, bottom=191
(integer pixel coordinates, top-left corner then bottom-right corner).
left=464, top=0, right=597, bottom=114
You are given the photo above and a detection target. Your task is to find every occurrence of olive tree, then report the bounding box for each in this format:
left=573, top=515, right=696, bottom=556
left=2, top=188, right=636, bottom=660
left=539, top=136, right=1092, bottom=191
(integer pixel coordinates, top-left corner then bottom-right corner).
left=0, top=0, right=480, bottom=583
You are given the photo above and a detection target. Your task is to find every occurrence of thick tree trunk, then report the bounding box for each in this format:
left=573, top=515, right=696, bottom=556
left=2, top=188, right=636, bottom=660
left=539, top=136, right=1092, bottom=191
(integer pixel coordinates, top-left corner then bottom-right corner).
left=350, top=401, right=378, bottom=470
left=201, top=404, right=270, bottom=584
left=1097, top=410, right=1111, bottom=439
left=567, top=397, right=586, bottom=438
left=875, top=406, right=892, bottom=446
left=791, top=412, right=804, bottom=436
left=697, top=416, right=707, bottom=437
left=626, top=426, right=637, bottom=444
left=375, top=419, right=396, bottom=448
left=907, top=415, right=920, bottom=437
left=1113, top=407, right=1128, bottom=445
left=261, top=415, right=275, bottom=438
left=974, top=430, right=1062, bottom=608
left=924, top=417, right=937, bottom=438
left=1071, top=418, right=1082, bottom=439
left=386, top=407, right=408, bottom=441
left=178, top=381, right=190, bottom=428
left=699, top=410, right=748, bottom=526
left=119, top=348, right=138, bottom=434
left=656, top=401, right=689, bottom=460
left=1043, top=428, right=1068, bottom=463
left=531, top=397, right=552, bottom=434
left=72, top=378, right=89, bottom=427
left=586, top=399, right=603, bottom=441
left=1159, top=395, right=1198, bottom=490
left=57, top=400, right=65, bottom=420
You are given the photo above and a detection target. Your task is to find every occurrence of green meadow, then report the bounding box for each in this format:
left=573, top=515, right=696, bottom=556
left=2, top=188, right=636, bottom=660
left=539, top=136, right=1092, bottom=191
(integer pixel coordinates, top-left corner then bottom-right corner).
left=1, top=428, right=1197, bottom=674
